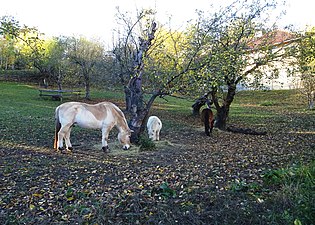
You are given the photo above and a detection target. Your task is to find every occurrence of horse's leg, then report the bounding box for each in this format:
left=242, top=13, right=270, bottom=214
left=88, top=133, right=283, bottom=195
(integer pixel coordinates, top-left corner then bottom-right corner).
left=210, top=118, right=215, bottom=134
left=101, top=126, right=111, bottom=152
left=209, top=112, right=214, bottom=134
left=156, top=130, right=160, bottom=141
left=203, top=109, right=210, bottom=136
left=57, top=124, right=71, bottom=151
left=205, top=123, right=210, bottom=136
left=64, top=126, right=73, bottom=151
left=205, top=128, right=210, bottom=136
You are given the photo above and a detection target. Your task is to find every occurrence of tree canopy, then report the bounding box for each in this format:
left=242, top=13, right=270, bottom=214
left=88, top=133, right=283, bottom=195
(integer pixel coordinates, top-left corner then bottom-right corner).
left=1, top=0, right=313, bottom=128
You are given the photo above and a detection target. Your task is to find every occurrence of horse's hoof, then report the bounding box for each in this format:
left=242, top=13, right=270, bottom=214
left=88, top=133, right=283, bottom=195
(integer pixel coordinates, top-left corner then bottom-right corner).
left=102, top=146, right=110, bottom=153
left=123, top=146, right=130, bottom=150
left=58, top=147, right=68, bottom=154
left=67, top=147, right=73, bottom=151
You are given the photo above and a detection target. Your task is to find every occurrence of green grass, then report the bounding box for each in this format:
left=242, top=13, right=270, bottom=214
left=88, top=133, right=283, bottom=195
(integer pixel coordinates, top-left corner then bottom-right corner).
left=0, top=81, right=311, bottom=145
left=263, top=161, right=315, bottom=224
left=0, top=82, right=59, bottom=147
left=234, top=89, right=301, bottom=106
left=0, top=82, right=194, bottom=147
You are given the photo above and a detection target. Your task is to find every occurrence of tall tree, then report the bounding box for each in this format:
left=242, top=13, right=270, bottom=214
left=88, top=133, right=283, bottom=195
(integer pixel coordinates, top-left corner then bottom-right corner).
left=294, top=28, right=315, bottom=109
left=1, top=16, right=48, bottom=72
left=112, top=9, right=158, bottom=142
left=41, top=37, right=72, bottom=90
left=0, top=36, right=16, bottom=69
left=188, top=0, right=294, bottom=130
left=112, top=8, right=219, bottom=142
left=67, top=37, right=104, bottom=99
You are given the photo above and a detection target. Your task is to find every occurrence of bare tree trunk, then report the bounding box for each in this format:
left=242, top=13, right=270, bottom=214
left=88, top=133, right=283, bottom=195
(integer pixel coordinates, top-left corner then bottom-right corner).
left=83, top=68, right=90, bottom=100
left=85, top=81, right=91, bottom=100
left=57, top=80, right=62, bottom=90
left=215, top=105, right=229, bottom=130
left=308, top=90, right=315, bottom=109
left=128, top=93, right=160, bottom=142
left=56, top=70, right=63, bottom=90
left=125, top=77, right=144, bottom=112
left=125, top=22, right=157, bottom=143
left=212, top=84, right=236, bottom=130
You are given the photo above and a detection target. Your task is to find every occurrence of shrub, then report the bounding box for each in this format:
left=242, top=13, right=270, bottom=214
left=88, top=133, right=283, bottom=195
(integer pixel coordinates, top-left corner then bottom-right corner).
left=138, top=134, right=156, bottom=151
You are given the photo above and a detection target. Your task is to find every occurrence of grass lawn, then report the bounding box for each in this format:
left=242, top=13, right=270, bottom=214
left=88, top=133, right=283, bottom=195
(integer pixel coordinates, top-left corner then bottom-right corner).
left=0, top=81, right=314, bottom=225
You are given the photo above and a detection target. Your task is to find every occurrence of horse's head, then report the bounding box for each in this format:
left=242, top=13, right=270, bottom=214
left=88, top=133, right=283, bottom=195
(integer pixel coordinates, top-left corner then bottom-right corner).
left=118, top=129, right=133, bottom=150
left=148, top=129, right=156, bottom=141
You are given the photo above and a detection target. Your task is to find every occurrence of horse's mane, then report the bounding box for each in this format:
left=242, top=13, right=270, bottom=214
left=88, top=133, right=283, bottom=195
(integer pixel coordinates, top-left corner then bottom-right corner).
left=108, top=102, right=129, bottom=131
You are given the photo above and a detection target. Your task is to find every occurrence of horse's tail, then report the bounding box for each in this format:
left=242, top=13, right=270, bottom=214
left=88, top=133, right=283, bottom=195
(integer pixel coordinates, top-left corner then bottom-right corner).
left=201, top=108, right=211, bottom=136
left=54, top=107, right=61, bottom=149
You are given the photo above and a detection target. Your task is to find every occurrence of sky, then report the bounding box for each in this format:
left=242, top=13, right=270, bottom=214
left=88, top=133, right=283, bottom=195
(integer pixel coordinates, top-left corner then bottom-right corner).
left=0, top=0, right=314, bottom=45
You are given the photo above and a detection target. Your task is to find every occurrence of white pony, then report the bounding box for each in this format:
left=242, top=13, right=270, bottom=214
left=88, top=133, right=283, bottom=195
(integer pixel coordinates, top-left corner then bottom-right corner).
left=147, top=116, right=162, bottom=141
left=54, top=101, right=132, bottom=152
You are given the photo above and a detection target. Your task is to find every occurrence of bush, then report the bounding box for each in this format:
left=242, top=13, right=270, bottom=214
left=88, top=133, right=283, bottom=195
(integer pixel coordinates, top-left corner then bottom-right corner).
left=138, top=134, right=156, bottom=151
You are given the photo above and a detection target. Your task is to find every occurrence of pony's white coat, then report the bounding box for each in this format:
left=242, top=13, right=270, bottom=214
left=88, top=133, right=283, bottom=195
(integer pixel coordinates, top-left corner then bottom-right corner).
left=147, top=116, right=162, bottom=141
left=310, top=91, right=315, bottom=109
left=54, top=101, right=132, bottom=151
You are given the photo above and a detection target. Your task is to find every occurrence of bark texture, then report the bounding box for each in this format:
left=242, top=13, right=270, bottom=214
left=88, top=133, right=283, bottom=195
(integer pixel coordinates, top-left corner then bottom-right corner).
left=124, top=22, right=157, bottom=143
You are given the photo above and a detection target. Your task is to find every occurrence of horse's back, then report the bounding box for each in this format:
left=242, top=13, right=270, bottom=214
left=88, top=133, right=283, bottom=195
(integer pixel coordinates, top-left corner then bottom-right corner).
left=147, top=116, right=162, bottom=140
left=201, top=108, right=214, bottom=136
left=56, top=102, right=81, bottom=118
left=57, top=102, right=84, bottom=113
left=56, top=102, right=109, bottom=128
left=201, top=108, right=212, bottom=123
left=147, top=116, right=162, bottom=129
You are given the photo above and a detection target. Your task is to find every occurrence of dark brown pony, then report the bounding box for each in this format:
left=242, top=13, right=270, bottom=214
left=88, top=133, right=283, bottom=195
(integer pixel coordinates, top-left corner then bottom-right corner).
left=201, top=108, right=214, bottom=136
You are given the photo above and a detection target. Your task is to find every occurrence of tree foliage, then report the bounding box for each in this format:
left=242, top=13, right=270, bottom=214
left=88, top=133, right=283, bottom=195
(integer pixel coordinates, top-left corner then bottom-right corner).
left=295, top=27, right=315, bottom=108
left=111, top=8, right=208, bottom=141
left=112, top=8, right=158, bottom=141
left=0, top=16, right=45, bottom=71
left=67, top=37, right=105, bottom=99
left=184, top=0, right=294, bottom=129
left=0, top=16, right=109, bottom=93
left=110, top=0, right=295, bottom=137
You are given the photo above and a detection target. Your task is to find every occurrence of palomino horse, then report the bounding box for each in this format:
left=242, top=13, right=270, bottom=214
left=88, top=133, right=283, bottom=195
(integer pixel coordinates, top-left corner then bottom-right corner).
left=147, top=116, right=162, bottom=141
left=54, top=101, right=132, bottom=152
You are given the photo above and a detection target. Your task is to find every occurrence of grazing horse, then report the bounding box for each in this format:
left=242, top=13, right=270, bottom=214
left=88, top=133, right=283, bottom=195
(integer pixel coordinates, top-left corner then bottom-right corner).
left=54, top=101, right=132, bottom=152
left=147, top=116, right=162, bottom=141
left=201, top=99, right=214, bottom=136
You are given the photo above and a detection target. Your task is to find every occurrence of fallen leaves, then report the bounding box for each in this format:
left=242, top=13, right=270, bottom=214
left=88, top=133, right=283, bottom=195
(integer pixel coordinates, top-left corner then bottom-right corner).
left=0, top=106, right=314, bottom=224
